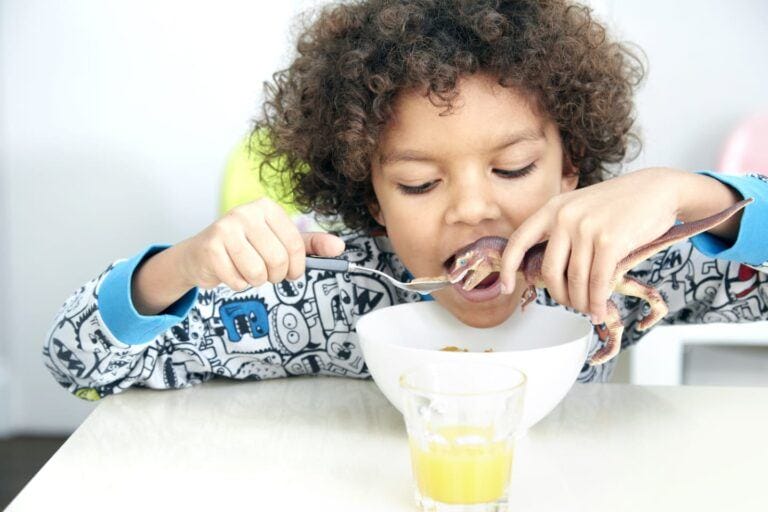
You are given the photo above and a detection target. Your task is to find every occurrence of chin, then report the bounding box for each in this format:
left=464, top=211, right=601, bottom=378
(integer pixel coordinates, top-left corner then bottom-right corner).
left=456, top=312, right=509, bottom=328
left=433, top=293, right=520, bottom=329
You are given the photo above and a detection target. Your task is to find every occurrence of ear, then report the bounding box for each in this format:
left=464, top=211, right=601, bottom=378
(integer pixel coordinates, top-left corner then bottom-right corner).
left=368, top=201, right=386, bottom=227
left=561, top=153, right=579, bottom=192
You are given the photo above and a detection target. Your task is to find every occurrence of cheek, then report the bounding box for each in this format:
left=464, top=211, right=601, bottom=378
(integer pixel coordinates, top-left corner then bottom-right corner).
left=386, top=210, right=435, bottom=246
left=382, top=208, right=442, bottom=272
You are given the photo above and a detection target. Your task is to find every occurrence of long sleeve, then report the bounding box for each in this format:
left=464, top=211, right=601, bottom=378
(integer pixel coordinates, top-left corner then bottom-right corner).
left=633, top=172, right=768, bottom=328
left=572, top=172, right=768, bottom=383
left=43, top=234, right=423, bottom=400
left=688, top=172, right=768, bottom=269
left=46, top=173, right=768, bottom=396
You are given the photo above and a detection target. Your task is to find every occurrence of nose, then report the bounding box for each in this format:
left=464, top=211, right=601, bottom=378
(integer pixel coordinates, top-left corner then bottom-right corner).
left=444, top=171, right=502, bottom=226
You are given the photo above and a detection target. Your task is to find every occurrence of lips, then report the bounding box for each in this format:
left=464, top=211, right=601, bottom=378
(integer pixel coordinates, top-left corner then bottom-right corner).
left=453, top=275, right=503, bottom=302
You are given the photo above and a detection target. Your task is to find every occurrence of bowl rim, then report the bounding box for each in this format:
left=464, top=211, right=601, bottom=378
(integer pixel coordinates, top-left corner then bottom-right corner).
left=356, top=301, right=594, bottom=355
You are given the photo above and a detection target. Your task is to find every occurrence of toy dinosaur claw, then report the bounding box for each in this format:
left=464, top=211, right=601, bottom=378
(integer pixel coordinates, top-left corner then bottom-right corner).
left=588, top=299, right=624, bottom=365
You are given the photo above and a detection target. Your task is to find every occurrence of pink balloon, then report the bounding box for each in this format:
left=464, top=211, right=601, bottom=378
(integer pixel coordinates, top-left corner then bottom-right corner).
left=718, top=113, right=768, bottom=176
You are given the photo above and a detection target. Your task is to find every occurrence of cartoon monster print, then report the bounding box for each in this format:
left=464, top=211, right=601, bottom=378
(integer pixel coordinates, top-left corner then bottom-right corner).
left=219, top=298, right=269, bottom=342
left=284, top=350, right=348, bottom=377
left=343, top=239, right=374, bottom=265
left=348, top=274, right=394, bottom=317
left=313, top=274, right=355, bottom=333
left=171, top=314, right=204, bottom=345
left=699, top=261, right=768, bottom=322
left=47, top=306, right=112, bottom=381
left=74, top=305, right=110, bottom=354
left=728, top=264, right=762, bottom=300
left=219, top=351, right=287, bottom=380
left=47, top=209, right=768, bottom=400
left=268, top=304, right=312, bottom=354
left=687, top=258, right=726, bottom=305
left=49, top=336, right=87, bottom=380
left=326, top=331, right=365, bottom=373
left=61, top=278, right=98, bottom=320
left=141, top=336, right=208, bottom=389
left=273, top=272, right=307, bottom=305
left=195, top=289, right=218, bottom=320
left=646, top=244, right=696, bottom=308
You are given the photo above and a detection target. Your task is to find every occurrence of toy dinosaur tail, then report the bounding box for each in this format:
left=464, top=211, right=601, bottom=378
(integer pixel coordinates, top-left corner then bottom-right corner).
left=617, top=197, right=753, bottom=274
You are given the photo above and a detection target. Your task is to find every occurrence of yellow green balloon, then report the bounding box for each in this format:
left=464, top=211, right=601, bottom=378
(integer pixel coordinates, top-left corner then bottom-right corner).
left=219, top=131, right=302, bottom=215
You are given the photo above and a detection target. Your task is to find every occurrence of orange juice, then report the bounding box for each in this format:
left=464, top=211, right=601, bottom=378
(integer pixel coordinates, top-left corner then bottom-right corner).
left=409, top=425, right=514, bottom=504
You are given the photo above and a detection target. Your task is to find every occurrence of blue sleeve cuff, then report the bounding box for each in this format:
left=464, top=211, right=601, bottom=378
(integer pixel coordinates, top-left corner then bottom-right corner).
left=689, top=171, right=768, bottom=266
left=98, top=245, right=199, bottom=345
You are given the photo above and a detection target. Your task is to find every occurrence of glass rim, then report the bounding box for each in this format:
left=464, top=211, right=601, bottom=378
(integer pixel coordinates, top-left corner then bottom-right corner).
left=398, top=361, right=527, bottom=397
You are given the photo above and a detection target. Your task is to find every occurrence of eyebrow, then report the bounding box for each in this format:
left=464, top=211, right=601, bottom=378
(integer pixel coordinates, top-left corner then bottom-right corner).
left=378, top=128, right=545, bottom=167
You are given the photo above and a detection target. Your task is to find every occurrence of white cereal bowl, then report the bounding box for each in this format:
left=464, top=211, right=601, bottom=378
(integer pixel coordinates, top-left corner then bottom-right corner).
left=356, top=301, right=592, bottom=431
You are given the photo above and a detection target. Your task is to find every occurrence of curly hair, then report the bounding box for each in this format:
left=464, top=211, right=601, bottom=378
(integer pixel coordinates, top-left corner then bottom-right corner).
left=253, top=0, right=645, bottom=233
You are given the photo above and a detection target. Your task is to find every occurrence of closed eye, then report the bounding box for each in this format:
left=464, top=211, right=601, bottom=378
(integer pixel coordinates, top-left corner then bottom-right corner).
left=396, top=163, right=535, bottom=195
left=397, top=180, right=439, bottom=195
left=493, top=163, right=536, bottom=178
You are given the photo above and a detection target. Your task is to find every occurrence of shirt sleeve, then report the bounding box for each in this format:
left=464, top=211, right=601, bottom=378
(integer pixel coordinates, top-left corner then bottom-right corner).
left=690, top=171, right=768, bottom=269
left=549, top=174, right=768, bottom=383
left=42, top=235, right=421, bottom=400
left=98, top=245, right=199, bottom=345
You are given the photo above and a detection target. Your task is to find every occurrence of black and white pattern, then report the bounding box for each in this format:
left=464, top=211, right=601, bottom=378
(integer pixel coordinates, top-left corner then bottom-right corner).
left=745, top=174, right=768, bottom=273
left=44, top=233, right=768, bottom=400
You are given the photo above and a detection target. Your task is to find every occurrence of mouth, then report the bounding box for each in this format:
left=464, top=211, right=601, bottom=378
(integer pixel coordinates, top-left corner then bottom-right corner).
left=471, top=271, right=501, bottom=289
left=442, top=236, right=507, bottom=302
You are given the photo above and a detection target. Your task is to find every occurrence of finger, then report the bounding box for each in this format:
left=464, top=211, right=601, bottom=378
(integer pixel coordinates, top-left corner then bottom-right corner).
left=224, top=235, right=268, bottom=288
left=263, top=205, right=309, bottom=280
left=500, top=210, right=550, bottom=294
left=540, top=230, right=571, bottom=307
left=240, top=220, right=290, bottom=283
left=227, top=200, right=291, bottom=283
left=589, top=237, right=622, bottom=324
left=302, top=232, right=346, bottom=257
left=567, top=235, right=593, bottom=316
left=212, top=243, right=251, bottom=291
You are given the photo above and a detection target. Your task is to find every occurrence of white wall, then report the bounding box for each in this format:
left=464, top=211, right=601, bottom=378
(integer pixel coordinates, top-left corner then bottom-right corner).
left=0, top=0, right=326, bottom=435
left=0, top=0, right=11, bottom=436
left=600, top=0, right=768, bottom=383
left=1, top=0, right=767, bottom=435
left=604, top=0, right=768, bottom=170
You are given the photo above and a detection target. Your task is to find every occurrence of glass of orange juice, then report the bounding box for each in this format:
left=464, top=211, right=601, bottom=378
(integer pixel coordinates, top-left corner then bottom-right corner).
left=400, top=362, right=526, bottom=512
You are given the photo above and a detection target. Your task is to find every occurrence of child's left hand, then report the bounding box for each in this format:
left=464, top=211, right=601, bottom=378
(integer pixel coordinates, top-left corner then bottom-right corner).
left=498, top=167, right=741, bottom=325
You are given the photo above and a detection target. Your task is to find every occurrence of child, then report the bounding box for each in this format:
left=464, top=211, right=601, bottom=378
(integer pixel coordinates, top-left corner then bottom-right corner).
left=44, top=0, right=768, bottom=400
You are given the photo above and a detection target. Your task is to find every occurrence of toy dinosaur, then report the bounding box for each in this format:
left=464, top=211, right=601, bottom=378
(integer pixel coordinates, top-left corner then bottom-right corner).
left=440, top=198, right=753, bottom=365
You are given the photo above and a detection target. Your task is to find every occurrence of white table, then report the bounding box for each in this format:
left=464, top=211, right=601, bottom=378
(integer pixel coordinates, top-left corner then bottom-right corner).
left=8, top=379, right=768, bottom=511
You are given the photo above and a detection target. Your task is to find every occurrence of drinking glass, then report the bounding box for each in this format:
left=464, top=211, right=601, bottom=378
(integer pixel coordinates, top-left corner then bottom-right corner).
left=400, top=362, right=526, bottom=512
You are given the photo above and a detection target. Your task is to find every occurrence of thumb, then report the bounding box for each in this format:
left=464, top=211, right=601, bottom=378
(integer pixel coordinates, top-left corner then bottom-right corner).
left=302, top=232, right=346, bottom=257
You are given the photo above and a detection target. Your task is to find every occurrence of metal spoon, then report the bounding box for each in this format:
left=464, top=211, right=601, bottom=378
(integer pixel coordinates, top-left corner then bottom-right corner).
left=305, top=256, right=451, bottom=294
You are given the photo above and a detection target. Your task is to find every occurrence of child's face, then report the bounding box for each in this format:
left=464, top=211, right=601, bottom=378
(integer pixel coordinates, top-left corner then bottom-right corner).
left=370, top=74, right=578, bottom=327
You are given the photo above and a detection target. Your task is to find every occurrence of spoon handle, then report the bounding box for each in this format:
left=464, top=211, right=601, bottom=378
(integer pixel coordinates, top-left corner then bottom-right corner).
left=305, top=256, right=351, bottom=273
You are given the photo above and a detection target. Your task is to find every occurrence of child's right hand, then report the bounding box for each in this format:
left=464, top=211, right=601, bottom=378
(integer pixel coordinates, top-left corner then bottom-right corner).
left=176, top=198, right=346, bottom=291
left=132, top=198, right=346, bottom=316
